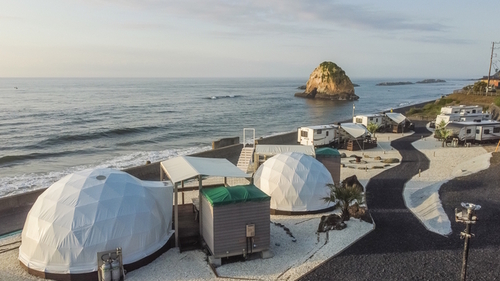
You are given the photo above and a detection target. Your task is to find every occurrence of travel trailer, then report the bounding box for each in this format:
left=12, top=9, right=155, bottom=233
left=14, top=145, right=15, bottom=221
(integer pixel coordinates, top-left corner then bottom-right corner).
left=297, top=124, right=338, bottom=147
left=445, top=120, right=500, bottom=142
left=436, top=105, right=490, bottom=125
left=354, top=112, right=412, bottom=133
left=353, top=114, right=385, bottom=128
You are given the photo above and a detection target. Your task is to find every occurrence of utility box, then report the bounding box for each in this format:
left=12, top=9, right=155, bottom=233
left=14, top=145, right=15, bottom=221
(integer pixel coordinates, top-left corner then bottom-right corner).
left=200, top=185, right=270, bottom=259
left=246, top=224, right=255, bottom=237
left=315, top=147, right=341, bottom=186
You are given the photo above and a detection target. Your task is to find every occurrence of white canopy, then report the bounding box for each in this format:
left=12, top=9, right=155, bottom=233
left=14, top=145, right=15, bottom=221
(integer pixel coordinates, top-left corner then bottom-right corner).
left=19, top=168, right=173, bottom=274
left=340, top=123, right=370, bottom=138
left=255, top=145, right=316, bottom=157
left=160, top=156, right=249, bottom=183
left=385, top=112, right=407, bottom=124
left=254, top=152, right=333, bottom=212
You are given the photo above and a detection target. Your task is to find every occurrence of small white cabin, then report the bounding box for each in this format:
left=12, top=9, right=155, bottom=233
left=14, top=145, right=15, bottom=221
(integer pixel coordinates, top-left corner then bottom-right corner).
left=445, top=120, right=500, bottom=142
left=297, top=124, right=338, bottom=147
left=353, top=114, right=384, bottom=127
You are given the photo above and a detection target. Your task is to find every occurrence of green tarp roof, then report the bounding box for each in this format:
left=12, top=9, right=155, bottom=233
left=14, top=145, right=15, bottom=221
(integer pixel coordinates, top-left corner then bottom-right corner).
left=201, top=184, right=270, bottom=207
left=315, top=147, right=341, bottom=157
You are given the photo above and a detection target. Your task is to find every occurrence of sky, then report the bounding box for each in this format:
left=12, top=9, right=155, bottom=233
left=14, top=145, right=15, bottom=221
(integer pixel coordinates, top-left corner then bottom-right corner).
left=1, top=0, right=499, bottom=79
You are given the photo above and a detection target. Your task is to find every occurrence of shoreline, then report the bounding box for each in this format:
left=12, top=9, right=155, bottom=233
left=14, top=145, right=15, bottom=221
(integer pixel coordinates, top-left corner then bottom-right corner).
left=0, top=97, right=440, bottom=237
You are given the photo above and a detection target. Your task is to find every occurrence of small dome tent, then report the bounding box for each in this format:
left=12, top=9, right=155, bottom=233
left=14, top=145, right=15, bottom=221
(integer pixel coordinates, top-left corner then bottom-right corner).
left=18, top=168, right=173, bottom=280
left=253, top=152, right=334, bottom=214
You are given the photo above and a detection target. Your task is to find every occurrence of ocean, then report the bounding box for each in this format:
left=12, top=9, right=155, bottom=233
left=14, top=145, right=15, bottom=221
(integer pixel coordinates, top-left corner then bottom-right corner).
left=0, top=77, right=470, bottom=197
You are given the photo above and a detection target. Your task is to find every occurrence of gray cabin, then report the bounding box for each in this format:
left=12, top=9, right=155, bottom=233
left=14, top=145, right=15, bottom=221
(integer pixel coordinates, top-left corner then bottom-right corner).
left=200, top=184, right=271, bottom=259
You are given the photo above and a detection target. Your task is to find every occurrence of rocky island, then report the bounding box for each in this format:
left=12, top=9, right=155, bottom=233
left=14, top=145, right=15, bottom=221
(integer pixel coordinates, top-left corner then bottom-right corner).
left=295, top=61, right=359, bottom=100
left=376, top=82, right=413, bottom=86
left=416, top=79, right=446, bottom=83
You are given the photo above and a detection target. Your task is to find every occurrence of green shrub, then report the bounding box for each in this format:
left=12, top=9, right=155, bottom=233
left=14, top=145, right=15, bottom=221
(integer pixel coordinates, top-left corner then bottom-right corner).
left=406, top=107, right=423, bottom=115
left=495, top=97, right=500, bottom=107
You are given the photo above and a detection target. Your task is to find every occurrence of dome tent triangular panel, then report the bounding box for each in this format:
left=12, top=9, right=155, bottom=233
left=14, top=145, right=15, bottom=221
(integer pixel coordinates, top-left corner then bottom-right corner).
left=18, top=168, right=173, bottom=277
left=254, top=152, right=334, bottom=213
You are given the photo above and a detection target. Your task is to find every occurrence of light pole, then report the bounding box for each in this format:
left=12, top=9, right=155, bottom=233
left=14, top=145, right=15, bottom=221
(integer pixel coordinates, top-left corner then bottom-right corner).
left=352, top=104, right=355, bottom=120
left=455, top=202, right=481, bottom=281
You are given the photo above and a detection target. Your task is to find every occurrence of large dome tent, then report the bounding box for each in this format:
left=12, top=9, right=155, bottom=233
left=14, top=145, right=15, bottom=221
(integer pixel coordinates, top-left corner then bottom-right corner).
left=18, top=168, right=174, bottom=280
left=253, top=152, right=334, bottom=214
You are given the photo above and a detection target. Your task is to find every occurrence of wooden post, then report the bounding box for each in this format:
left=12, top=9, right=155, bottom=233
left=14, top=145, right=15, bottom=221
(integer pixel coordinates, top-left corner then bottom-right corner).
left=174, top=182, right=179, bottom=247
left=198, top=175, right=203, bottom=239
left=181, top=181, right=185, bottom=205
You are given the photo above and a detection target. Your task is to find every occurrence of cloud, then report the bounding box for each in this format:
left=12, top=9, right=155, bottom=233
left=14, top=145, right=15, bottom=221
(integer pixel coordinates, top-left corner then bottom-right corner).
left=92, top=0, right=447, bottom=35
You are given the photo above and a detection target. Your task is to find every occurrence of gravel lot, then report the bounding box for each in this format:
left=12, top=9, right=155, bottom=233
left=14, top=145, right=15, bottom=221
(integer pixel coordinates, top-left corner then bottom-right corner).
left=300, top=121, right=500, bottom=281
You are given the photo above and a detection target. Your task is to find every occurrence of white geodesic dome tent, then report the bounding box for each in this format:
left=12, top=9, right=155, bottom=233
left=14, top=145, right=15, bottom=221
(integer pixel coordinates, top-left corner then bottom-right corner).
left=253, top=152, right=333, bottom=212
left=19, top=168, right=173, bottom=275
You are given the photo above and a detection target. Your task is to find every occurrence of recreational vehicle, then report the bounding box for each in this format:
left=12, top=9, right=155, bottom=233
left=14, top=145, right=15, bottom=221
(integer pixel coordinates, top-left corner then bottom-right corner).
left=297, top=124, right=338, bottom=147
left=445, top=120, right=500, bottom=142
left=353, top=114, right=385, bottom=128
left=436, top=105, right=490, bottom=125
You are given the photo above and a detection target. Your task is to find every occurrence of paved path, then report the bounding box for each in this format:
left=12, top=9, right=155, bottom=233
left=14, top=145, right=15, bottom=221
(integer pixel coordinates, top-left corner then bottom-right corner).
left=301, top=121, right=500, bottom=280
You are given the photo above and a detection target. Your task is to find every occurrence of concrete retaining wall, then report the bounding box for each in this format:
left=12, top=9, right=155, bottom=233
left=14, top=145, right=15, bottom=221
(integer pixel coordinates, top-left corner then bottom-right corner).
left=212, top=137, right=240, bottom=149
left=255, top=131, right=297, bottom=145
left=0, top=189, right=46, bottom=214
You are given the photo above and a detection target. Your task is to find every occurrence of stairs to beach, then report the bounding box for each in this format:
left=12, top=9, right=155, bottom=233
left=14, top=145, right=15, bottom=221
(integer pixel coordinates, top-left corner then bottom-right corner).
left=237, top=146, right=255, bottom=173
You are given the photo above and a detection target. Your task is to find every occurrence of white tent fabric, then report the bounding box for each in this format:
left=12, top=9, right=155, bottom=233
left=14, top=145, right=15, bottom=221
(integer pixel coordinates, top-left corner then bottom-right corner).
left=255, top=145, right=316, bottom=157
left=160, top=156, right=249, bottom=183
left=19, top=168, right=173, bottom=274
left=385, top=112, right=407, bottom=124
left=340, top=123, right=370, bottom=138
left=254, top=152, right=333, bottom=212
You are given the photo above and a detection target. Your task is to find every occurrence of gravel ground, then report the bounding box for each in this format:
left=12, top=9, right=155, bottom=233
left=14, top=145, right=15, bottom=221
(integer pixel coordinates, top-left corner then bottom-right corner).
left=300, top=121, right=500, bottom=281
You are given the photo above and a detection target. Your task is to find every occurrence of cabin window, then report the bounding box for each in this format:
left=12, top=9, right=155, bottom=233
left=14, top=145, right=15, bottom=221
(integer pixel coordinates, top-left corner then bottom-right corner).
left=460, top=118, right=466, bottom=121
left=317, top=129, right=322, bottom=134
left=484, top=129, right=490, bottom=134
left=369, top=117, right=373, bottom=121
left=326, top=131, right=329, bottom=136
left=466, top=129, right=471, bottom=134
left=472, top=110, right=476, bottom=113
left=494, top=127, right=500, bottom=133
left=356, top=118, right=363, bottom=123
left=376, top=118, right=379, bottom=122
left=476, top=129, right=479, bottom=134
left=301, top=131, right=308, bottom=138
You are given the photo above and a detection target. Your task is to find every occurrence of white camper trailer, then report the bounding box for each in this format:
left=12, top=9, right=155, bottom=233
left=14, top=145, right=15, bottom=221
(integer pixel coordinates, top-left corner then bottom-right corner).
left=445, top=121, right=500, bottom=142
left=353, top=114, right=385, bottom=128
left=440, top=105, right=483, bottom=115
left=297, top=124, right=338, bottom=147
left=436, top=105, right=490, bottom=125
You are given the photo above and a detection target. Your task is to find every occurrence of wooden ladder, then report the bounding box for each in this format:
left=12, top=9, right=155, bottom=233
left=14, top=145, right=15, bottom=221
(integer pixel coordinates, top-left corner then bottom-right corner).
left=237, top=146, right=255, bottom=173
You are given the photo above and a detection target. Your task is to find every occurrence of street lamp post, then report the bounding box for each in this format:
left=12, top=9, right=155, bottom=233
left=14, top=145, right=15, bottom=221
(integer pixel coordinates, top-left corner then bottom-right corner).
left=352, top=104, right=355, bottom=120
left=455, top=202, right=481, bottom=281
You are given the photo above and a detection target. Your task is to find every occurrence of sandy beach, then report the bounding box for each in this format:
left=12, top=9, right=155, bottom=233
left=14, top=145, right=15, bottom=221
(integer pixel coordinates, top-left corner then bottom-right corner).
left=3, top=125, right=496, bottom=281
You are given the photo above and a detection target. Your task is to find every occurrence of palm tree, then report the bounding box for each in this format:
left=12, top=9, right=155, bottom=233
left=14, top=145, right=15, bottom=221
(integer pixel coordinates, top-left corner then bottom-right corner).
left=440, top=128, right=453, bottom=147
left=366, top=122, right=379, bottom=138
left=323, top=183, right=364, bottom=221
left=435, top=120, right=452, bottom=147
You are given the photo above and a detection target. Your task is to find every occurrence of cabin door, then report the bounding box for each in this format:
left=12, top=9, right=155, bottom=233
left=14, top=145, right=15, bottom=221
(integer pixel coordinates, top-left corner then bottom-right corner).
left=475, top=127, right=482, bottom=141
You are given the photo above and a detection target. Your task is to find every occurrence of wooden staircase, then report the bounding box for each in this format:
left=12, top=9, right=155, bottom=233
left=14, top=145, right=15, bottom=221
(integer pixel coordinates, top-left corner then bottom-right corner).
left=237, top=146, right=254, bottom=173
